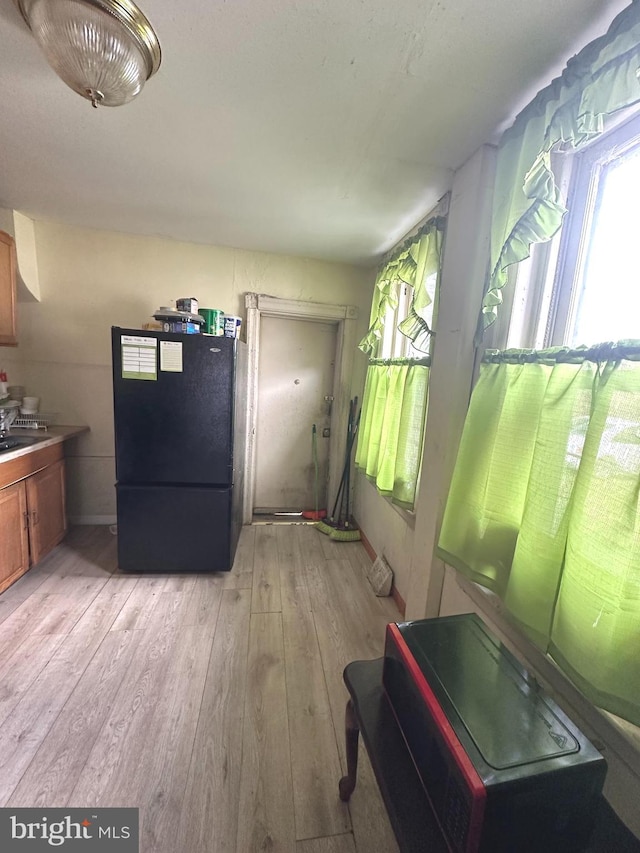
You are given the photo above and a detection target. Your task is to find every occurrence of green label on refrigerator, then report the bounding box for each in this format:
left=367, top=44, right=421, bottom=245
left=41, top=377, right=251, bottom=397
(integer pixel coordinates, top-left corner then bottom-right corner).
left=121, top=335, right=157, bottom=380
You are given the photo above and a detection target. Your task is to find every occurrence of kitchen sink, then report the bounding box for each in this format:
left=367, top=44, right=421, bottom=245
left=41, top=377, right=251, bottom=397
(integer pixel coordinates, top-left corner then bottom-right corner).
left=0, top=435, right=47, bottom=454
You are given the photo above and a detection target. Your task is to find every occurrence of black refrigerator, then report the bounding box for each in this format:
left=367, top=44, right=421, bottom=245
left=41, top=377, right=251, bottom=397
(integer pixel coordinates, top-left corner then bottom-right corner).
left=111, top=327, right=247, bottom=572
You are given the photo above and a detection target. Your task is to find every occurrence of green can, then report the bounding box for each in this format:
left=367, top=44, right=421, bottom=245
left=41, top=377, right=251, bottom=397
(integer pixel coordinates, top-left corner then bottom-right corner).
left=199, top=308, right=224, bottom=335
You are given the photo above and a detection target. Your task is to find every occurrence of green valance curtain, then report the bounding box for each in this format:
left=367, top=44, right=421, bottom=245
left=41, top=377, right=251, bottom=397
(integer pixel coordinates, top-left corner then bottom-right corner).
left=481, top=1, right=640, bottom=330
left=438, top=342, right=640, bottom=725
left=356, top=359, right=430, bottom=510
left=359, top=217, right=445, bottom=354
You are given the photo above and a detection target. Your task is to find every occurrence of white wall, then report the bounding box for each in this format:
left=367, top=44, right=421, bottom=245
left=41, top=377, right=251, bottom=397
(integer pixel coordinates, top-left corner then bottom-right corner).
left=15, top=220, right=373, bottom=521
left=353, top=476, right=416, bottom=599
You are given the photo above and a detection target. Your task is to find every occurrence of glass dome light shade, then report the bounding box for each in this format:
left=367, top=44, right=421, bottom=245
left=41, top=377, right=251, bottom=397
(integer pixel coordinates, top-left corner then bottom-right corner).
left=17, top=0, right=161, bottom=107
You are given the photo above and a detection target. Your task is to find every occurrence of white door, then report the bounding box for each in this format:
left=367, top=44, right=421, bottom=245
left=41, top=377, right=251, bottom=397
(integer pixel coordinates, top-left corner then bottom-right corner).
left=254, top=316, right=337, bottom=513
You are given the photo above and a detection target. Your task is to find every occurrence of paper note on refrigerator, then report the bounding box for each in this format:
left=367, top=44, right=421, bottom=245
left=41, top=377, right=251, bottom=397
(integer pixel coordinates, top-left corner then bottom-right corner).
left=160, top=340, right=183, bottom=372
left=121, top=334, right=158, bottom=380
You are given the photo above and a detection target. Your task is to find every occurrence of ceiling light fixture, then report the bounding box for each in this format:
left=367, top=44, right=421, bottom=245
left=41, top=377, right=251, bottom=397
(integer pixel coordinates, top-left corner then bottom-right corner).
left=16, top=0, right=161, bottom=108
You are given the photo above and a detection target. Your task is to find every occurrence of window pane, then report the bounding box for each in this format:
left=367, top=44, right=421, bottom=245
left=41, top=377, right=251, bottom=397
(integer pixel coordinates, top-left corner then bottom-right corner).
left=393, top=284, right=412, bottom=357
left=571, top=144, right=640, bottom=345
left=380, top=303, right=395, bottom=358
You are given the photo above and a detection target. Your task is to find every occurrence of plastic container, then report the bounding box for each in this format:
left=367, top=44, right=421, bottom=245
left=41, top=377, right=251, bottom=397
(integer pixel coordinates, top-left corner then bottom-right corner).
left=162, top=320, right=201, bottom=334
left=224, top=315, right=242, bottom=339
left=176, top=297, right=199, bottom=313
left=199, top=308, right=224, bottom=335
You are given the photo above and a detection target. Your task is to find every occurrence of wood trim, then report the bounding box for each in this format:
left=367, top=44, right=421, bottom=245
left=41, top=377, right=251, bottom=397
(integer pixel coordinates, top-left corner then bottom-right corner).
left=26, top=458, right=67, bottom=564
left=0, top=442, right=64, bottom=490
left=243, top=292, right=358, bottom=525
left=0, top=229, right=18, bottom=347
left=0, top=481, right=29, bottom=595
left=391, top=585, right=406, bottom=618
left=0, top=562, right=30, bottom=595
left=357, top=522, right=406, bottom=617
left=358, top=525, right=377, bottom=562
left=252, top=293, right=358, bottom=322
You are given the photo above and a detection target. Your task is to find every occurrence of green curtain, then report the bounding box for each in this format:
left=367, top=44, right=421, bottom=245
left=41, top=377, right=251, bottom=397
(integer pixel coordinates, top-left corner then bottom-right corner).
left=438, top=342, right=640, bottom=725
left=356, top=359, right=430, bottom=510
left=481, top=2, right=640, bottom=331
left=359, top=217, right=445, bottom=354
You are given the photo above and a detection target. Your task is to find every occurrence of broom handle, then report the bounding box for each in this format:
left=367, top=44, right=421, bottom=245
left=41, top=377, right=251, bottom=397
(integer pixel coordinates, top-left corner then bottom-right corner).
left=330, top=399, right=358, bottom=520
left=312, top=424, right=318, bottom=518
left=332, top=407, right=361, bottom=522
left=345, top=407, right=360, bottom=526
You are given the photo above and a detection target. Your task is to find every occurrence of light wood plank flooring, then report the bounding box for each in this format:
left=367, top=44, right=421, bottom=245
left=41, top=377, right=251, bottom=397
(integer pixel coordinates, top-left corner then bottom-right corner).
left=0, top=524, right=401, bottom=853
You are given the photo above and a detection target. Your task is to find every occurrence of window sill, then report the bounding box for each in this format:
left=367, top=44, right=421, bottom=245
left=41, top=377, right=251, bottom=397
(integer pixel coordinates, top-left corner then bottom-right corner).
left=356, top=470, right=417, bottom=528
left=386, top=496, right=416, bottom=527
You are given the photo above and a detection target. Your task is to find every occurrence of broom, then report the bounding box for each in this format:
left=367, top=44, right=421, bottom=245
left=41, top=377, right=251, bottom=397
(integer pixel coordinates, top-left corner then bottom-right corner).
left=301, top=424, right=327, bottom=521
left=315, top=399, right=358, bottom=536
left=329, top=406, right=361, bottom=542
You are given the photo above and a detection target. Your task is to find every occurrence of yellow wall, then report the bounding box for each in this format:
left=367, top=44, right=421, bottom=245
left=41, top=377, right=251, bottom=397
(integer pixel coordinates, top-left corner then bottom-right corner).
left=15, top=220, right=373, bottom=520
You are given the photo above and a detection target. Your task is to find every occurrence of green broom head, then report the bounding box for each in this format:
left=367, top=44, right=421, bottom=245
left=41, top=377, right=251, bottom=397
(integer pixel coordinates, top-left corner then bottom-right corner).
left=315, top=519, right=337, bottom=536
left=329, top=523, right=361, bottom=542
left=329, top=528, right=361, bottom=542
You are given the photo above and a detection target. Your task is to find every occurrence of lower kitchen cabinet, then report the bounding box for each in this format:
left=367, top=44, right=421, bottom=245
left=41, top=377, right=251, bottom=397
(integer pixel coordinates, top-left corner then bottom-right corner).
left=0, top=479, right=30, bottom=594
left=0, top=450, right=67, bottom=594
left=26, top=458, right=67, bottom=565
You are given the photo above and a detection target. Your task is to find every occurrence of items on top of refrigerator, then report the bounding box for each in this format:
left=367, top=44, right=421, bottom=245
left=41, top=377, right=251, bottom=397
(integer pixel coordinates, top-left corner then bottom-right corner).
left=224, top=315, right=242, bottom=339
left=146, top=301, right=243, bottom=339
left=153, top=306, right=205, bottom=335
left=199, top=308, right=224, bottom=336
left=176, top=297, right=199, bottom=314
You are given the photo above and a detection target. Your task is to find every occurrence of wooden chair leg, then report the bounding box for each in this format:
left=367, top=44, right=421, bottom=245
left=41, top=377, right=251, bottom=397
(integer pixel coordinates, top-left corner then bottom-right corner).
left=338, top=698, right=360, bottom=801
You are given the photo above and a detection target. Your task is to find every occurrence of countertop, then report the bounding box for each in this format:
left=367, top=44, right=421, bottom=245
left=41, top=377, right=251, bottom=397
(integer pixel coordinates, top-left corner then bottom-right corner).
left=0, top=425, right=89, bottom=465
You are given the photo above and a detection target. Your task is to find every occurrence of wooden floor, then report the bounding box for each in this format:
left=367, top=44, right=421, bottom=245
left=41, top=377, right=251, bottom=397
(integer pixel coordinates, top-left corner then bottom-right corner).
left=0, top=523, right=401, bottom=853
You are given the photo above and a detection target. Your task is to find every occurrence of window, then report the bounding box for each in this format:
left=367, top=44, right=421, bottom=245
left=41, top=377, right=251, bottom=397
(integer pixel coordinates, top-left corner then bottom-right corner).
left=378, top=272, right=437, bottom=360
left=507, top=112, right=640, bottom=349
left=444, top=111, right=640, bottom=733
left=356, top=218, right=444, bottom=511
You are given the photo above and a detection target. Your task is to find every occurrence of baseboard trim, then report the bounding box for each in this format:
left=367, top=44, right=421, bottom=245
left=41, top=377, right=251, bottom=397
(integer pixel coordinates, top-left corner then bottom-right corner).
left=356, top=521, right=406, bottom=617
left=69, top=515, right=117, bottom=525
left=391, top=585, right=406, bottom=617
left=358, top=525, right=377, bottom=562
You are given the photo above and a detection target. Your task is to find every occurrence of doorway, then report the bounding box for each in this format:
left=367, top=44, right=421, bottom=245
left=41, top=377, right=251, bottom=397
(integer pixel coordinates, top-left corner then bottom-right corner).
left=243, top=293, right=359, bottom=524
left=254, top=316, right=337, bottom=514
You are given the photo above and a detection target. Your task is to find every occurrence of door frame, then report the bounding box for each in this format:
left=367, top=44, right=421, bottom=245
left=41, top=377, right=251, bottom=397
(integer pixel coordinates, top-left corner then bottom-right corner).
left=244, top=293, right=359, bottom=523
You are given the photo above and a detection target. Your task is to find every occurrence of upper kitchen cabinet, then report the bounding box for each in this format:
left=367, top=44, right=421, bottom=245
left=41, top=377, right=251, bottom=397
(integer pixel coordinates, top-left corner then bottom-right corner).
left=0, top=229, right=17, bottom=346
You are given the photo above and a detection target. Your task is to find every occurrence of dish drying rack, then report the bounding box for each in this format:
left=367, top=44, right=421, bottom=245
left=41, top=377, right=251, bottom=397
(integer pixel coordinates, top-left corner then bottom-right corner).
left=12, top=413, right=56, bottom=431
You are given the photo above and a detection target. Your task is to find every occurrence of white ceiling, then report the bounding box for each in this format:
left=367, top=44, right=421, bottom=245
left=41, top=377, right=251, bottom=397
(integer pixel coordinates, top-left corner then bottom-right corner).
left=0, top=0, right=630, bottom=265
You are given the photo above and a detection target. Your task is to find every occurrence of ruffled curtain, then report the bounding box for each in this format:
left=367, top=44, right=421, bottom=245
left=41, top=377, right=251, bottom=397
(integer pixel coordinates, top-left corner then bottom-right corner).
left=359, top=217, right=445, bottom=354
left=438, top=342, right=640, bottom=725
left=481, top=1, right=640, bottom=331
left=356, top=359, right=430, bottom=510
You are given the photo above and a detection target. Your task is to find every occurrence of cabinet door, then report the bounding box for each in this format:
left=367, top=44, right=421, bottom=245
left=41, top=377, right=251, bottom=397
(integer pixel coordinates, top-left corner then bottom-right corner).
left=0, top=229, right=17, bottom=347
left=26, top=459, right=67, bottom=564
left=0, top=480, right=29, bottom=593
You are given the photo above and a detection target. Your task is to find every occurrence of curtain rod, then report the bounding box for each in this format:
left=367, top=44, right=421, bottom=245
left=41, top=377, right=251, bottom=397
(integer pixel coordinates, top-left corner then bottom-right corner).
left=484, top=341, right=640, bottom=364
